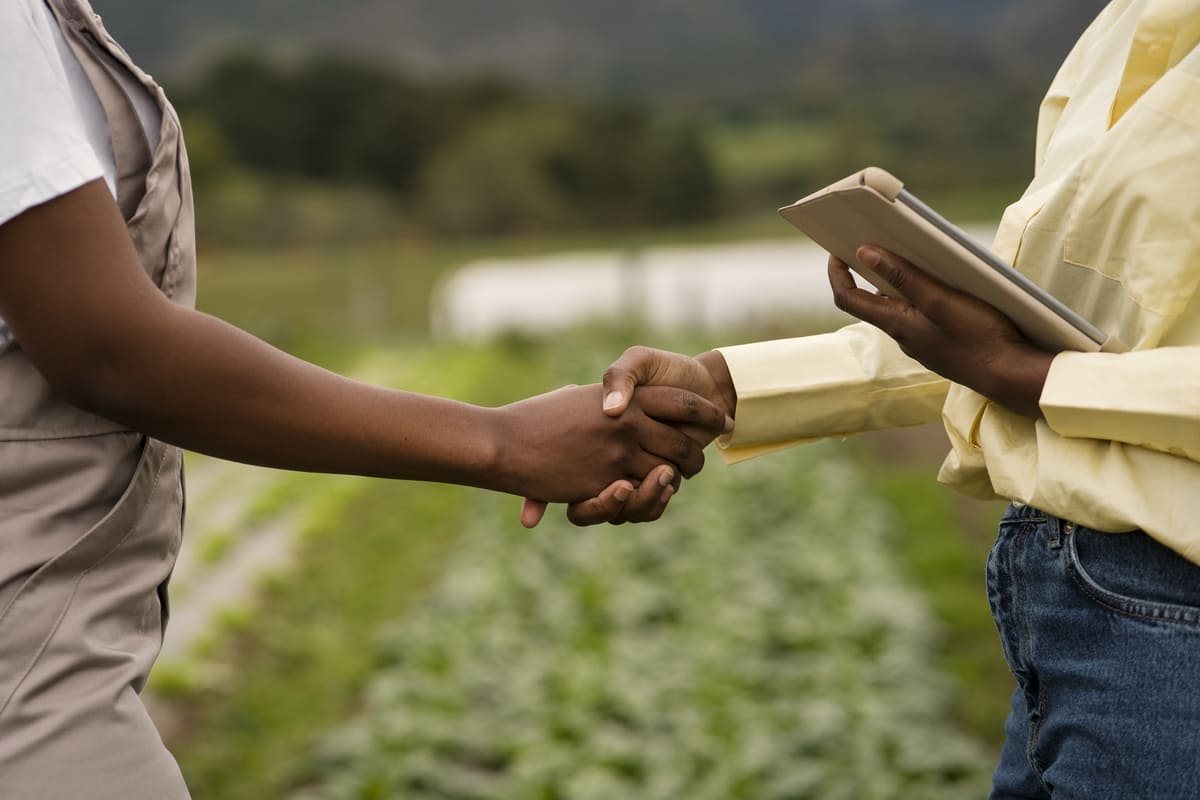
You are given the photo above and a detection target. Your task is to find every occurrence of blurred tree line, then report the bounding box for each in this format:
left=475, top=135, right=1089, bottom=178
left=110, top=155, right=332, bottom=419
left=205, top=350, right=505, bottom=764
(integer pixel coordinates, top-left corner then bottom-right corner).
left=176, top=53, right=717, bottom=244
left=178, top=47, right=1046, bottom=246
left=709, top=24, right=1048, bottom=213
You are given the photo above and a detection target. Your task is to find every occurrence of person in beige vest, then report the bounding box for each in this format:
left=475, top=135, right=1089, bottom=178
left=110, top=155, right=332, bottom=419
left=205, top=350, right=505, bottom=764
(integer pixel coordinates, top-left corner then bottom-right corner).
left=0, top=1, right=725, bottom=796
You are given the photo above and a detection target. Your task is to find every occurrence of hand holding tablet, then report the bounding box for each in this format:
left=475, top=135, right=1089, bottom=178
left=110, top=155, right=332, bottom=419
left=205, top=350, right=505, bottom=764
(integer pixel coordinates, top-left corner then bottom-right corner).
left=778, top=167, right=1127, bottom=354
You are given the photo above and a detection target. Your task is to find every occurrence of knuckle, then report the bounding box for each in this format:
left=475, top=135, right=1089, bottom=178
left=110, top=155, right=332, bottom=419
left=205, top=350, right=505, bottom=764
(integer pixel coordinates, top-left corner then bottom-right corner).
left=924, top=297, right=947, bottom=320
left=903, top=304, right=927, bottom=327
left=678, top=390, right=701, bottom=418
left=622, top=345, right=652, bottom=367
left=881, top=319, right=905, bottom=341
left=881, top=262, right=905, bottom=287
left=619, top=507, right=642, bottom=524
left=674, top=432, right=695, bottom=461
left=602, top=365, right=627, bottom=387
left=571, top=501, right=609, bottom=525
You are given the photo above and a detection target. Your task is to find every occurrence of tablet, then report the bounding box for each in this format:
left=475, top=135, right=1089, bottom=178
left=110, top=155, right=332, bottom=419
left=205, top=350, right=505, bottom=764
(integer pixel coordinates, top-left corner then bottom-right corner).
left=778, top=167, right=1127, bottom=354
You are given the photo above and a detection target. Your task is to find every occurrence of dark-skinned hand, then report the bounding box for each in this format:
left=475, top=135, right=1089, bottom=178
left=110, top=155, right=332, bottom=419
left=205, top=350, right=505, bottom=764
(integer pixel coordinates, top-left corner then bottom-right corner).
left=519, top=347, right=736, bottom=528
left=829, top=245, right=1055, bottom=418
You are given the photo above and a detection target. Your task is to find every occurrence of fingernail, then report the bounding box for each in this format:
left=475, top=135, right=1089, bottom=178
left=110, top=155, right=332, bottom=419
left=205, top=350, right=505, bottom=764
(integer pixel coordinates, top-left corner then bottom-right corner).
left=857, top=247, right=880, bottom=268
left=603, top=391, right=624, bottom=411
left=724, top=414, right=735, bottom=433
left=659, top=485, right=675, bottom=504
left=658, top=469, right=675, bottom=487
left=614, top=484, right=633, bottom=502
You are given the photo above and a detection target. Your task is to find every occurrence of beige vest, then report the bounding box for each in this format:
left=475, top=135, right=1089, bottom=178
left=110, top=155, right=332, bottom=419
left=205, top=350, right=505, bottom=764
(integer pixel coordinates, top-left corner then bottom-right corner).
left=0, top=0, right=195, bottom=795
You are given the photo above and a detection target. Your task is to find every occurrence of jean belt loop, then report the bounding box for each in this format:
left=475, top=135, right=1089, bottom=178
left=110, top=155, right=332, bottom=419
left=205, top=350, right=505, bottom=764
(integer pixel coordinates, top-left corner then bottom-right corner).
left=1047, top=515, right=1064, bottom=550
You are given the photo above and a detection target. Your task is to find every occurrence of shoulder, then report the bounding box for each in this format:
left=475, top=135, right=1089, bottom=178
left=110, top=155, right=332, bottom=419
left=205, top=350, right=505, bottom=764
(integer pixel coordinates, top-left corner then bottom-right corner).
left=0, top=0, right=104, bottom=228
left=1, top=0, right=65, bottom=64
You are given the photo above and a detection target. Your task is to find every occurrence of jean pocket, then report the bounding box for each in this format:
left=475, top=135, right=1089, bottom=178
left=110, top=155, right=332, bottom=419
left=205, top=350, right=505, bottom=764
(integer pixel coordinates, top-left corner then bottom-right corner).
left=1066, top=526, right=1200, bottom=629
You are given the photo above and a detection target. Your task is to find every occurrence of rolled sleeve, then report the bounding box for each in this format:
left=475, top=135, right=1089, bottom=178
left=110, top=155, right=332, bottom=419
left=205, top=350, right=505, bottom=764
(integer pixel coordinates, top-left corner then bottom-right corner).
left=716, top=323, right=949, bottom=463
left=1040, top=347, right=1200, bottom=462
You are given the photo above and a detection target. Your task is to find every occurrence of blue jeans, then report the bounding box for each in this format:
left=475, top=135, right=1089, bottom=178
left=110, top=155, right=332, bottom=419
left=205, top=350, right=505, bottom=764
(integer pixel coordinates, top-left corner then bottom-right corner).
left=987, top=504, right=1200, bottom=799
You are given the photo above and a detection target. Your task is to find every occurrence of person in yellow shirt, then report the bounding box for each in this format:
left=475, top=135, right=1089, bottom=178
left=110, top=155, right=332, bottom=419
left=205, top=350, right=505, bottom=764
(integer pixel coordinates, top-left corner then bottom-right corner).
left=556, top=1, right=1200, bottom=796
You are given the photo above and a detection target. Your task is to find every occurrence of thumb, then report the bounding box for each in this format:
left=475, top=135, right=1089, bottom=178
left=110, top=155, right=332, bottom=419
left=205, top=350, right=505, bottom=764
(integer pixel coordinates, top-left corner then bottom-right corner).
left=601, top=346, right=658, bottom=417
left=520, top=498, right=548, bottom=529
left=601, top=372, right=638, bottom=418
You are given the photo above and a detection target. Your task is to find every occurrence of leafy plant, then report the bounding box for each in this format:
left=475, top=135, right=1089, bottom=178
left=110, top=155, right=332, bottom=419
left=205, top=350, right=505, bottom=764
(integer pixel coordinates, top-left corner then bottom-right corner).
left=293, top=445, right=991, bottom=799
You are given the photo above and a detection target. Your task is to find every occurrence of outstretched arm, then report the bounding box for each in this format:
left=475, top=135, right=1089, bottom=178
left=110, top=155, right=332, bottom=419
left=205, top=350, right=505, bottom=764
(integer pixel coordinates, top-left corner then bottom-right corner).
left=0, top=180, right=728, bottom=503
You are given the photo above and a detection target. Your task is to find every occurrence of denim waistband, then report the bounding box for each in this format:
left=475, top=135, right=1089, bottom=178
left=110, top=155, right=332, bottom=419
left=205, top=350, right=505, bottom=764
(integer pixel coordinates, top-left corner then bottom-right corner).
left=1000, top=503, right=1090, bottom=550
left=1003, top=502, right=1052, bottom=523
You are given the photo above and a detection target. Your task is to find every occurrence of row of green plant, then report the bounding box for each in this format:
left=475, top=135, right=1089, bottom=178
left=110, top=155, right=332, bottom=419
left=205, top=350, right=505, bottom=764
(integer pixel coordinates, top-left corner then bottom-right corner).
left=290, top=441, right=993, bottom=799
left=158, top=341, right=594, bottom=797
left=156, top=331, right=1014, bottom=798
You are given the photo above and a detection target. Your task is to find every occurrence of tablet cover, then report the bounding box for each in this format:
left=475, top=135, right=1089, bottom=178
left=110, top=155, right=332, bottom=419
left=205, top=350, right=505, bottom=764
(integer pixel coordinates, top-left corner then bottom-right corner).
left=778, top=168, right=1111, bottom=353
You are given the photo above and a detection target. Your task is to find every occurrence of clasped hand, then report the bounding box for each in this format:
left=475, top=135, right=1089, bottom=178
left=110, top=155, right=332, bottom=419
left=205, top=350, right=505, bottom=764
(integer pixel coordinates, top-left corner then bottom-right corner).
left=518, top=347, right=736, bottom=528
left=515, top=244, right=1054, bottom=529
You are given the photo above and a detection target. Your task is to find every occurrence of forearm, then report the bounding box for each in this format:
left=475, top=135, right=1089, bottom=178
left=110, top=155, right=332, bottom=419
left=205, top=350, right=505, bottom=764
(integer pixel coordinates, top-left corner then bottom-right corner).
left=716, top=324, right=949, bottom=449
left=78, top=301, right=508, bottom=489
left=2, top=182, right=728, bottom=509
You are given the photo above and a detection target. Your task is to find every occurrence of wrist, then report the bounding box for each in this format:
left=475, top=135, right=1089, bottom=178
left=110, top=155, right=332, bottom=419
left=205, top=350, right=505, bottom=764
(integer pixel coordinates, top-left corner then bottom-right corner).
left=475, top=404, right=522, bottom=496
left=696, top=349, right=737, bottom=418
left=985, top=344, right=1054, bottom=418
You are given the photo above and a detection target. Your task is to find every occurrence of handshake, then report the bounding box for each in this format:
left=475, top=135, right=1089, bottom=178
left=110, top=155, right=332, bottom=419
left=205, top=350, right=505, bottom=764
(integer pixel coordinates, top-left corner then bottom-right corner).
left=496, top=243, right=1051, bottom=528
left=498, top=346, right=738, bottom=529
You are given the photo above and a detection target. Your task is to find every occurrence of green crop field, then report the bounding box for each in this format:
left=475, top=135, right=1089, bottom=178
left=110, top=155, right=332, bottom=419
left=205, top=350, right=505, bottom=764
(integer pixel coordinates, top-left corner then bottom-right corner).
left=154, top=235, right=1012, bottom=798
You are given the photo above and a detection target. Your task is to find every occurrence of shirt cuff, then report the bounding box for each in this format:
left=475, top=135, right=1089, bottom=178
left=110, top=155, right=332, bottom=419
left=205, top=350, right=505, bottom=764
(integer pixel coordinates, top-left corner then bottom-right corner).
left=1040, top=349, right=1200, bottom=461
left=714, top=325, right=948, bottom=463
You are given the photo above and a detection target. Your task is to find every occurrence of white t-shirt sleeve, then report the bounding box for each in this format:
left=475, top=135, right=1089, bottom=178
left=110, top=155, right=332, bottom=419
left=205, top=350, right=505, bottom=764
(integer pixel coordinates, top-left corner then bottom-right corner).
left=0, top=0, right=106, bottom=228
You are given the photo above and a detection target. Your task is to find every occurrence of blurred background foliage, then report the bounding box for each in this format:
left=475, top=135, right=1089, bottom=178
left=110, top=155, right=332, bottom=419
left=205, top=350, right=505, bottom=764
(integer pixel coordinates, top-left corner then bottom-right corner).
left=176, top=55, right=718, bottom=242
left=103, top=0, right=1105, bottom=247
left=91, top=0, right=1107, bottom=796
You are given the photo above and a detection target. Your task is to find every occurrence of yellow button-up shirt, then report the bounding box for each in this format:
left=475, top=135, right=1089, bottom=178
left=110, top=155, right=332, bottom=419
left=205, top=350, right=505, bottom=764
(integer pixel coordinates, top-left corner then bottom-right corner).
left=718, top=0, right=1200, bottom=563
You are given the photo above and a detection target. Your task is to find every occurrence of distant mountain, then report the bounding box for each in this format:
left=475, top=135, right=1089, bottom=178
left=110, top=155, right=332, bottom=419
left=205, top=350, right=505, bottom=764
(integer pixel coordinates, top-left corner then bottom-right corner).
left=96, top=0, right=1108, bottom=95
